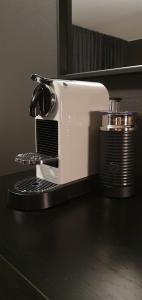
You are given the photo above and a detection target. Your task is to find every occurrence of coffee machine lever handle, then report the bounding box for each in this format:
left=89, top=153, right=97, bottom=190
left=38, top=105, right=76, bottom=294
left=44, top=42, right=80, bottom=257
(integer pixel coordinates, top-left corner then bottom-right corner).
left=31, top=74, right=53, bottom=85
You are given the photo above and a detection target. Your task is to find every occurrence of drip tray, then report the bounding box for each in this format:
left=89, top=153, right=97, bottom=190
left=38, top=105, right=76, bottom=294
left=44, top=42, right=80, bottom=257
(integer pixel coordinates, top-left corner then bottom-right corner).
left=7, top=175, right=97, bottom=211
left=8, top=176, right=60, bottom=211
left=14, top=177, right=57, bottom=193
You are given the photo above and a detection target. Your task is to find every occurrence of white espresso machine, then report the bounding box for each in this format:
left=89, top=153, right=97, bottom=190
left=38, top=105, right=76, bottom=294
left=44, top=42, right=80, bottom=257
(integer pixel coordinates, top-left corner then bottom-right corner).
left=8, top=74, right=109, bottom=210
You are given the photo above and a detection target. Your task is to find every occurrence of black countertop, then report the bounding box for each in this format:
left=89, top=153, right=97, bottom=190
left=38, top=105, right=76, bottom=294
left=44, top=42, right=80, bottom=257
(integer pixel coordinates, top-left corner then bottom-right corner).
left=1, top=171, right=142, bottom=300
left=0, top=255, right=45, bottom=300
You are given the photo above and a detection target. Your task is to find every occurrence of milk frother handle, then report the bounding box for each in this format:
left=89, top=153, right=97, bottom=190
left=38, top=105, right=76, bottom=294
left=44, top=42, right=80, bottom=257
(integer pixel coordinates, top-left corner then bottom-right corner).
left=109, top=97, right=122, bottom=112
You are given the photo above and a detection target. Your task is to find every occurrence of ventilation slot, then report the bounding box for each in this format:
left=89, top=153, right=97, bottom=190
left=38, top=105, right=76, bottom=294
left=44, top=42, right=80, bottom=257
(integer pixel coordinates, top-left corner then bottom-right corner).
left=36, top=120, right=58, bottom=167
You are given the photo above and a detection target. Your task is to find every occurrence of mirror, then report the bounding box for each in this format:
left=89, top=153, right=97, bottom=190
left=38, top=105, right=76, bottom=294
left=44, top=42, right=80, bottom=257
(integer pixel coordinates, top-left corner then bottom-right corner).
left=70, top=0, right=142, bottom=73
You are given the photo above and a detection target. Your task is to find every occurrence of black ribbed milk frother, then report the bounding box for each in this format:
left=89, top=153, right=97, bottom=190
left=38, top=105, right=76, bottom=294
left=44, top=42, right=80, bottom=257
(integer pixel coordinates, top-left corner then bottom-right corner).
left=99, top=98, right=137, bottom=198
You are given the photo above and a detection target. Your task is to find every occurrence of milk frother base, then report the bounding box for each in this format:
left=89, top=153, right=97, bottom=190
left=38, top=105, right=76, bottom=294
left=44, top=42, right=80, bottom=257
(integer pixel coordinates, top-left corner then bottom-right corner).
left=7, top=175, right=97, bottom=211
left=102, top=185, right=135, bottom=199
left=99, top=130, right=136, bottom=198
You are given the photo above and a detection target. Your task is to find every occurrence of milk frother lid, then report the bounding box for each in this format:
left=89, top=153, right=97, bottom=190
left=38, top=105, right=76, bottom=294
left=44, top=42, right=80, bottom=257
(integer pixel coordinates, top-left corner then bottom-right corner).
left=101, top=98, right=137, bottom=131
left=100, top=111, right=137, bottom=131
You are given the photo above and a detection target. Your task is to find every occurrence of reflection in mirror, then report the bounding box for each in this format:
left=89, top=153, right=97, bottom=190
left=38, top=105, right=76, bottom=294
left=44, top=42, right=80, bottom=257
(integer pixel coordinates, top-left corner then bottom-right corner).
left=72, top=0, right=142, bottom=73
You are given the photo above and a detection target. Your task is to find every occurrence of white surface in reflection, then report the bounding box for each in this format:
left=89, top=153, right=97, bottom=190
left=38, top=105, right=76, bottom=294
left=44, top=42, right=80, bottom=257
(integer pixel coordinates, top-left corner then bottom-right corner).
left=72, top=0, right=142, bottom=41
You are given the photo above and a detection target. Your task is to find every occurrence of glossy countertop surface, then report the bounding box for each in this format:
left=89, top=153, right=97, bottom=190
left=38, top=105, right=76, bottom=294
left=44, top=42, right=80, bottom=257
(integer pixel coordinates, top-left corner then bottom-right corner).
left=0, top=171, right=142, bottom=300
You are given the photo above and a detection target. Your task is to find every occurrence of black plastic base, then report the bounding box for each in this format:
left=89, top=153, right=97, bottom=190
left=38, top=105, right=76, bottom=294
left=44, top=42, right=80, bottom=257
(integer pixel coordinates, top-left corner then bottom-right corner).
left=7, top=175, right=98, bottom=211
left=102, top=184, right=135, bottom=198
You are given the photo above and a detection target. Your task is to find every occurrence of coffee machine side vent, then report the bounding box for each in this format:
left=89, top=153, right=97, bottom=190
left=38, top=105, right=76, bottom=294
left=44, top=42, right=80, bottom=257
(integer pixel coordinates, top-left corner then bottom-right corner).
left=36, top=119, right=58, bottom=167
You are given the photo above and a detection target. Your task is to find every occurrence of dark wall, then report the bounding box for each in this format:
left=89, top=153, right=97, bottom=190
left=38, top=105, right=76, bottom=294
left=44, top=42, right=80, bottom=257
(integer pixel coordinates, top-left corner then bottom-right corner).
left=0, top=0, right=58, bottom=175
left=128, top=39, right=142, bottom=65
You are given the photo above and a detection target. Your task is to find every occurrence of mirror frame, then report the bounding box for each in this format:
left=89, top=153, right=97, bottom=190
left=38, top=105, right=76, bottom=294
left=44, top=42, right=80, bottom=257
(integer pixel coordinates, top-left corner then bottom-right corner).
left=57, top=0, right=142, bottom=81
left=57, top=0, right=72, bottom=76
